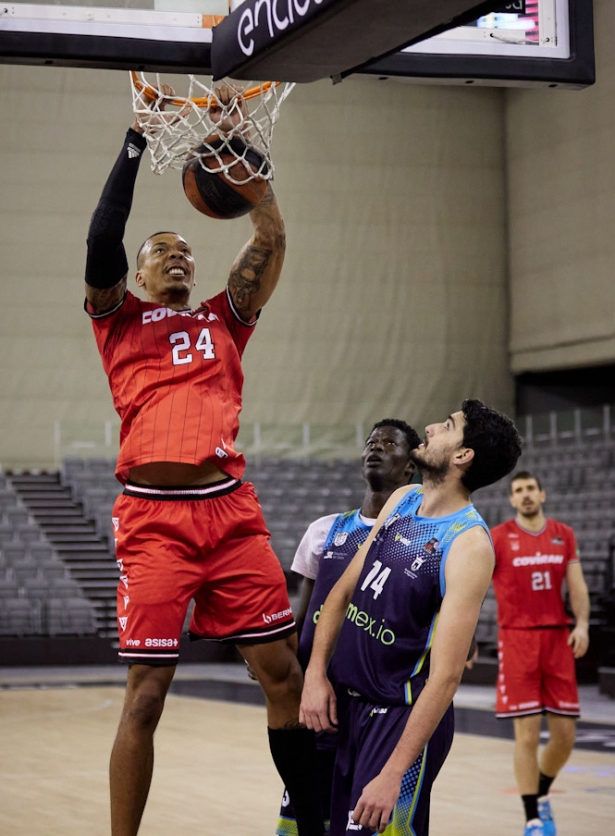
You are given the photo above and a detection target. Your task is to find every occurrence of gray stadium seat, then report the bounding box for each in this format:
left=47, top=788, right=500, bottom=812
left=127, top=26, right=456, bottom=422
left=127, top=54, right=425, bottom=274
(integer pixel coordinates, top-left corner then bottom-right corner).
left=13, top=523, right=43, bottom=545
left=61, top=457, right=86, bottom=483
left=1, top=545, right=28, bottom=566
left=81, top=487, right=110, bottom=520
left=47, top=598, right=97, bottom=636
left=0, top=491, right=18, bottom=510
left=40, top=560, right=68, bottom=581
left=48, top=577, right=82, bottom=598
left=14, top=565, right=43, bottom=586
left=20, top=576, right=52, bottom=600
left=0, top=599, right=41, bottom=635
left=28, top=544, right=55, bottom=563
left=5, top=507, right=30, bottom=527
left=87, top=457, right=116, bottom=476
left=0, top=526, right=17, bottom=548
left=0, top=576, right=19, bottom=598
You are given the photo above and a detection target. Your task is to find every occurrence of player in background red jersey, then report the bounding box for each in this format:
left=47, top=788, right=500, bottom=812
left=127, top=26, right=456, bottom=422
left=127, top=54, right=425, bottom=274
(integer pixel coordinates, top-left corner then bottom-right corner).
left=491, top=471, right=590, bottom=836
left=85, top=84, right=323, bottom=836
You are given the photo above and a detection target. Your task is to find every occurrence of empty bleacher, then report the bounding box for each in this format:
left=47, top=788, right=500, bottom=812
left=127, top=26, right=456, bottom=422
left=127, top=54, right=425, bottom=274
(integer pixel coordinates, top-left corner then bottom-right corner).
left=0, top=473, right=98, bottom=637
left=1, top=432, right=613, bottom=662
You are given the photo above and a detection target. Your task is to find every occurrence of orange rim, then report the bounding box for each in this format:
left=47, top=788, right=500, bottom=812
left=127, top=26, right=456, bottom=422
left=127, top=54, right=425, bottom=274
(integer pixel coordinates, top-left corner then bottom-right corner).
left=130, top=72, right=279, bottom=109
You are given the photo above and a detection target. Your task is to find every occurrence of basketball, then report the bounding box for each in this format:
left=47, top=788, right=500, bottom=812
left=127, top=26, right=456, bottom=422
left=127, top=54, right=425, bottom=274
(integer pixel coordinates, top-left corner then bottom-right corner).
left=182, top=136, right=269, bottom=220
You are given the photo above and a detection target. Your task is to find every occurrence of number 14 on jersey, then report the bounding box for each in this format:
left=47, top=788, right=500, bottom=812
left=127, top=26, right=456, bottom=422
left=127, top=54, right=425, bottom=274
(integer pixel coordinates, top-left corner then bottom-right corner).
left=361, top=560, right=391, bottom=600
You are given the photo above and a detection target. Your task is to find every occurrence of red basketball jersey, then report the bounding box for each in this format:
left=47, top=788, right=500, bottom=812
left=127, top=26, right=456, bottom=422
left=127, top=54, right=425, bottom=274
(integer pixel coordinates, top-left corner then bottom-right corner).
left=491, top=518, right=579, bottom=629
left=89, top=288, right=255, bottom=483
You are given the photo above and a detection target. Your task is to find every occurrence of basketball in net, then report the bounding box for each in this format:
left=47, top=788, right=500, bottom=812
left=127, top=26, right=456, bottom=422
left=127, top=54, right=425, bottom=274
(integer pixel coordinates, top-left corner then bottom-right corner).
left=129, top=72, right=294, bottom=219
left=182, top=136, right=269, bottom=220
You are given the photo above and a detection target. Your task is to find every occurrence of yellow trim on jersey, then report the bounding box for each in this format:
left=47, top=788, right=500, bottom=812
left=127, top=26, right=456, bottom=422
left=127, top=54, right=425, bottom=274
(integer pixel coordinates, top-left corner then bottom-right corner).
left=410, top=611, right=439, bottom=679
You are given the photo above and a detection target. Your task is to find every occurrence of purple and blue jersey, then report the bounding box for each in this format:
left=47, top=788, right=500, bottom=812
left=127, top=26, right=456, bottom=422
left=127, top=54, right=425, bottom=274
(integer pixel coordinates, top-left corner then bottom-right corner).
left=332, top=485, right=490, bottom=707
left=298, top=509, right=373, bottom=671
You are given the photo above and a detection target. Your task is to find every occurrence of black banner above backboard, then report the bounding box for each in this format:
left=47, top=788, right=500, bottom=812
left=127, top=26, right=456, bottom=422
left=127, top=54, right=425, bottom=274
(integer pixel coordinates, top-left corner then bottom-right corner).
left=210, top=0, right=524, bottom=83
left=493, top=1, right=527, bottom=11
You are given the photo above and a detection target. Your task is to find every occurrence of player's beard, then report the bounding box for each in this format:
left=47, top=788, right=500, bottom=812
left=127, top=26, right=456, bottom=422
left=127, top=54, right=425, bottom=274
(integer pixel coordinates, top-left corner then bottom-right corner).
left=518, top=502, right=541, bottom=519
left=409, top=448, right=450, bottom=487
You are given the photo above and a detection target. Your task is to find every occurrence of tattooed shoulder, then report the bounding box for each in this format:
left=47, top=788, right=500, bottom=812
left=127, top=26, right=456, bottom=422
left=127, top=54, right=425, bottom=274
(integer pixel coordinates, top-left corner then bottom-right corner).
left=86, top=276, right=127, bottom=314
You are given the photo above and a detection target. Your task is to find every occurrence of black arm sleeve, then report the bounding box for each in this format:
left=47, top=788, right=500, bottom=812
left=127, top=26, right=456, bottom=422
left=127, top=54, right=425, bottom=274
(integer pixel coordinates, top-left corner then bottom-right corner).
left=85, top=128, right=148, bottom=289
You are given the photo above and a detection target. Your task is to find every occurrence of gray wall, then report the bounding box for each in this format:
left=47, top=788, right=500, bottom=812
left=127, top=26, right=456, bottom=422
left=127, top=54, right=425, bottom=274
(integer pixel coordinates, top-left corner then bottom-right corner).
left=0, top=67, right=510, bottom=469
left=507, top=0, right=615, bottom=374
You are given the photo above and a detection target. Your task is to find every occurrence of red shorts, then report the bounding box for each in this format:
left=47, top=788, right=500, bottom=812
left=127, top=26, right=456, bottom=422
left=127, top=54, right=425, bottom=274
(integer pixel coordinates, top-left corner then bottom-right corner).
left=112, top=478, right=295, bottom=665
left=496, top=627, right=580, bottom=718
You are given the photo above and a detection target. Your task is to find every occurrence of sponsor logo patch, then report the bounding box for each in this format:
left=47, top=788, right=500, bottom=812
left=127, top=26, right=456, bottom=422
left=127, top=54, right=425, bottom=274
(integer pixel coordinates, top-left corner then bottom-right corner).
left=145, top=638, right=179, bottom=647
left=422, top=537, right=439, bottom=555
left=262, top=608, right=292, bottom=625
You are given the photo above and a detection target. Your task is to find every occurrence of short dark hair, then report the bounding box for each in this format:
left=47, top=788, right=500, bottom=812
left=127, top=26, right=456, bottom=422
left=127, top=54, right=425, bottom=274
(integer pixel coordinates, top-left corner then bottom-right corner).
left=369, top=419, right=421, bottom=453
left=510, top=470, right=542, bottom=492
left=460, top=399, right=522, bottom=493
left=136, top=231, right=177, bottom=268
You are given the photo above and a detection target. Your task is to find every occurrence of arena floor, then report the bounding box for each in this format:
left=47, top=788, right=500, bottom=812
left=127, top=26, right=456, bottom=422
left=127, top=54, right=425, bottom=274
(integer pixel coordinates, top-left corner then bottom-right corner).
left=0, top=665, right=613, bottom=836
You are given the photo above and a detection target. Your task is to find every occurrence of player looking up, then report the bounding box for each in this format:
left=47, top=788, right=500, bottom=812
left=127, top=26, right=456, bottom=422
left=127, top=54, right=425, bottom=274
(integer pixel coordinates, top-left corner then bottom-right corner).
left=300, top=400, right=522, bottom=836
left=277, top=418, right=420, bottom=836
left=491, top=471, right=590, bottom=836
left=84, top=83, right=323, bottom=836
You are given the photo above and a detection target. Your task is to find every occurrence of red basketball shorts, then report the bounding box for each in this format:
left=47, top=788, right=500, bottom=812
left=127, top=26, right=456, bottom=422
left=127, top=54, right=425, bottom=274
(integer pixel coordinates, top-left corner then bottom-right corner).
left=112, top=478, right=295, bottom=665
left=496, top=627, right=580, bottom=718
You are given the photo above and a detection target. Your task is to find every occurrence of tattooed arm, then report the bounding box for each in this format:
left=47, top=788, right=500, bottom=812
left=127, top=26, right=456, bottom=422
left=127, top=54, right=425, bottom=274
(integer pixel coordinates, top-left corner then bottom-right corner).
left=227, top=184, right=286, bottom=321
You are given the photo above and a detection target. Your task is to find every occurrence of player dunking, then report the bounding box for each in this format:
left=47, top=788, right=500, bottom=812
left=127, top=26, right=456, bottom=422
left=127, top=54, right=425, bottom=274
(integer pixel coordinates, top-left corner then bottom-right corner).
left=491, top=471, right=590, bottom=836
left=277, top=418, right=420, bottom=836
left=85, top=85, right=322, bottom=836
left=300, top=400, right=522, bottom=836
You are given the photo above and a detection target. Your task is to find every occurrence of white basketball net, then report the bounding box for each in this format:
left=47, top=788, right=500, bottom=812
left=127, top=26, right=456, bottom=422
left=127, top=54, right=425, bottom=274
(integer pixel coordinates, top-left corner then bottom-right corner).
left=129, top=72, right=295, bottom=181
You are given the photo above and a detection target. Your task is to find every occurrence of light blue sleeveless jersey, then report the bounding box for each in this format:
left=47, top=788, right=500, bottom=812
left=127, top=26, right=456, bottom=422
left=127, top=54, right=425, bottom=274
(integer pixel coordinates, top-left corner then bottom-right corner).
left=331, top=485, right=490, bottom=706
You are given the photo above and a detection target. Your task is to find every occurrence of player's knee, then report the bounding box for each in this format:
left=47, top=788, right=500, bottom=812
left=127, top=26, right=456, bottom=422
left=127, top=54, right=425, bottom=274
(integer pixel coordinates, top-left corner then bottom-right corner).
left=552, top=719, right=576, bottom=752
left=246, top=642, right=303, bottom=700
left=515, top=719, right=541, bottom=748
left=122, top=688, right=166, bottom=730
left=122, top=673, right=170, bottom=730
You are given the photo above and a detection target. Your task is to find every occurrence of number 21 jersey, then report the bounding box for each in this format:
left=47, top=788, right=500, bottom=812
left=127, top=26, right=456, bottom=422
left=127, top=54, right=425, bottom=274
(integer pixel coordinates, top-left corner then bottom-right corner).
left=491, top=518, right=579, bottom=629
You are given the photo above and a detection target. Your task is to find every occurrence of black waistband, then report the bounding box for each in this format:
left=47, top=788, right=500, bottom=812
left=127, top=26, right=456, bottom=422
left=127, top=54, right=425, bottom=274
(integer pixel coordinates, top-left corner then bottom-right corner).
left=502, top=624, right=570, bottom=631
left=123, top=477, right=241, bottom=501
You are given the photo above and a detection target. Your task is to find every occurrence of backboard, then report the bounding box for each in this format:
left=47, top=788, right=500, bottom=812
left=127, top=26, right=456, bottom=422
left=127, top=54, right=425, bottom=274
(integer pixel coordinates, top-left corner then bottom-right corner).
left=360, top=0, right=595, bottom=88
left=0, top=0, right=594, bottom=88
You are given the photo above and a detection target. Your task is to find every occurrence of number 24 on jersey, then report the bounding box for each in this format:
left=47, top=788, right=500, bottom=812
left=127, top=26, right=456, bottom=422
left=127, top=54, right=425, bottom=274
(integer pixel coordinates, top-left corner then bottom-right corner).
left=169, top=329, right=215, bottom=365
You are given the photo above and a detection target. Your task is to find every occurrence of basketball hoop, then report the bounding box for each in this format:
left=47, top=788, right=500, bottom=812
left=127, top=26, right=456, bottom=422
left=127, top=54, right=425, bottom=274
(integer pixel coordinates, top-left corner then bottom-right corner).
left=129, top=71, right=295, bottom=183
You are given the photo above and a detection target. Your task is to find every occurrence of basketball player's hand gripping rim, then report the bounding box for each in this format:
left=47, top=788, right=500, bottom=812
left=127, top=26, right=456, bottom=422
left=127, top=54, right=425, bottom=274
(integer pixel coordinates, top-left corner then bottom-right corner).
left=210, top=82, right=249, bottom=138
left=351, top=771, right=402, bottom=834
left=133, top=82, right=192, bottom=133
left=299, top=668, right=338, bottom=733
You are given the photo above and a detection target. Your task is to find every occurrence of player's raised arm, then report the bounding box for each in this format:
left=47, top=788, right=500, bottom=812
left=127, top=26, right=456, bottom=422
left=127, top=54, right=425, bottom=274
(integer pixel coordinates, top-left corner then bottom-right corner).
left=85, top=83, right=180, bottom=315
left=84, top=119, right=143, bottom=314
left=227, top=184, right=286, bottom=321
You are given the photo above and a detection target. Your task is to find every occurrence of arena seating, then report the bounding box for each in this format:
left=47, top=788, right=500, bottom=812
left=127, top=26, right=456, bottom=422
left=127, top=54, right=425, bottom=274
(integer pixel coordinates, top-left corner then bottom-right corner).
left=1, top=434, right=613, bottom=651
left=0, top=475, right=97, bottom=637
